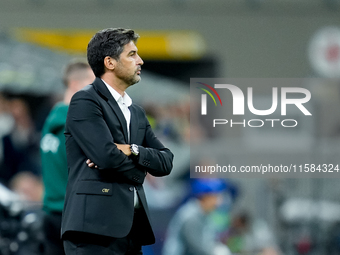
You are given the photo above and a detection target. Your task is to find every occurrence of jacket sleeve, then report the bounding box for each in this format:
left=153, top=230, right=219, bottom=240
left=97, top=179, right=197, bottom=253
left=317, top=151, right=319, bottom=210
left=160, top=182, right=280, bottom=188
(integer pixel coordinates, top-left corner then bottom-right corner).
left=66, top=90, right=136, bottom=173
left=136, top=110, right=174, bottom=177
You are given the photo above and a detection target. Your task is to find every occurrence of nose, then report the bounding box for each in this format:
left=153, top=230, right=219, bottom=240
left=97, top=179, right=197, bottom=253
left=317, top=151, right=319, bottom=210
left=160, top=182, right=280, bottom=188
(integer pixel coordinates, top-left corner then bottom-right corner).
left=137, top=54, right=144, bottom=66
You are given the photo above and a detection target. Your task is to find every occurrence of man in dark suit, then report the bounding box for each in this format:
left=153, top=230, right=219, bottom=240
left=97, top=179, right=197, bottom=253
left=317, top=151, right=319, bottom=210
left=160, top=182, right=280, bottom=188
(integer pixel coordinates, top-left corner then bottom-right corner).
left=61, top=28, right=174, bottom=255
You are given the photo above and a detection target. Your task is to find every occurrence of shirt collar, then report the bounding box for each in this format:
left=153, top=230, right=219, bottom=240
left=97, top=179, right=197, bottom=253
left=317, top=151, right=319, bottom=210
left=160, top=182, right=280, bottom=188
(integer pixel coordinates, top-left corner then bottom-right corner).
left=101, top=79, right=132, bottom=107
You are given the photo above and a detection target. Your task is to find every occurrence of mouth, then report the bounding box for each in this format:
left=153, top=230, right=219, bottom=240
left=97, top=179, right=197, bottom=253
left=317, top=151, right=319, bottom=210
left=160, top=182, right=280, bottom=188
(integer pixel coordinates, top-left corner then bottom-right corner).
left=136, top=69, right=141, bottom=75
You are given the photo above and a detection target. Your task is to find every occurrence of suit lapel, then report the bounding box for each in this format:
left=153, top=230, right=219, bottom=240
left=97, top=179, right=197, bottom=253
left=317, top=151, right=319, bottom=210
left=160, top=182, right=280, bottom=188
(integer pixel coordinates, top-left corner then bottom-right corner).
left=107, top=99, right=129, bottom=143
left=129, top=105, right=139, bottom=144
left=92, top=78, right=129, bottom=143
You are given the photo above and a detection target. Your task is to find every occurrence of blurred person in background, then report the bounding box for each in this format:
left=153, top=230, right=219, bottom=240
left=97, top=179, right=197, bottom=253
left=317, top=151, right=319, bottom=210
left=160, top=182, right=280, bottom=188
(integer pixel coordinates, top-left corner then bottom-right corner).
left=162, top=178, right=231, bottom=255
left=40, top=59, right=95, bottom=255
left=220, top=212, right=280, bottom=255
left=0, top=93, right=15, bottom=184
left=9, top=171, right=43, bottom=204
left=0, top=93, right=14, bottom=137
left=0, top=96, right=40, bottom=186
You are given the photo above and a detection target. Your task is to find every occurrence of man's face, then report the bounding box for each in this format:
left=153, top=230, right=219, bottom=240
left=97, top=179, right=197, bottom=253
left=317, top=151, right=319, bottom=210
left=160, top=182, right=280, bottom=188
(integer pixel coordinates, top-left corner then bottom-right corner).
left=200, top=193, right=223, bottom=213
left=114, top=41, right=144, bottom=86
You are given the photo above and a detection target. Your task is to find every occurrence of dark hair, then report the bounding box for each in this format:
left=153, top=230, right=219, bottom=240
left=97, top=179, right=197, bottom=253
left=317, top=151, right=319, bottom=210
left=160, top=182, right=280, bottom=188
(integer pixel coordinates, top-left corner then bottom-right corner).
left=62, top=59, right=91, bottom=87
left=87, top=28, right=139, bottom=77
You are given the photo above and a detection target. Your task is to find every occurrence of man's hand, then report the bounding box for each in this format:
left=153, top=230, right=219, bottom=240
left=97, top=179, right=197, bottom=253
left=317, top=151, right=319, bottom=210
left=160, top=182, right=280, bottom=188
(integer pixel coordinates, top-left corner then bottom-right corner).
left=86, top=144, right=131, bottom=169
left=115, top=143, right=131, bottom=156
left=86, top=159, right=98, bottom=168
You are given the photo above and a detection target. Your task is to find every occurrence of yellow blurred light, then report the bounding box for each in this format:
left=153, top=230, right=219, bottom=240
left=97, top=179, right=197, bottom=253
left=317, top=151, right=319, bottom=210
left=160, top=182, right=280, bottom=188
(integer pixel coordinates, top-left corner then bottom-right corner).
left=13, top=28, right=206, bottom=60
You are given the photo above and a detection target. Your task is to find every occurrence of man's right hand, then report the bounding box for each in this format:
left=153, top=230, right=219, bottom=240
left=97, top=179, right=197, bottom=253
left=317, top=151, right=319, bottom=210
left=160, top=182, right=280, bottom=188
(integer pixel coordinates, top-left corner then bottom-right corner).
left=86, top=159, right=145, bottom=184
left=86, top=159, right=98, bottom=168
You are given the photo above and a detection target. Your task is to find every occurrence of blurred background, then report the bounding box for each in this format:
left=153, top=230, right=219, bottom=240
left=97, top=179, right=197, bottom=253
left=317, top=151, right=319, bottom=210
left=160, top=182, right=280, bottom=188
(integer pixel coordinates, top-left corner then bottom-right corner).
left=0, top=0, right=340, bottom=254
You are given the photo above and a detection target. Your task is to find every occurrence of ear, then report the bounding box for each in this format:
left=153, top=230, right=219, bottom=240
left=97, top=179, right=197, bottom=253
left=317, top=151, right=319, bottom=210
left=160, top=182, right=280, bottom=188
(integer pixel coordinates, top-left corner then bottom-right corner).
left=104, top=56, right=116, bottom=71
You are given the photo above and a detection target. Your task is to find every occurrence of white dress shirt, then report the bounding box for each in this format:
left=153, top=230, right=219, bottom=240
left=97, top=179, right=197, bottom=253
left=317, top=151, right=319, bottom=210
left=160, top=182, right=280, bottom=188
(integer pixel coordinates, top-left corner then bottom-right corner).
left=102, top=79, right=140, bottom=208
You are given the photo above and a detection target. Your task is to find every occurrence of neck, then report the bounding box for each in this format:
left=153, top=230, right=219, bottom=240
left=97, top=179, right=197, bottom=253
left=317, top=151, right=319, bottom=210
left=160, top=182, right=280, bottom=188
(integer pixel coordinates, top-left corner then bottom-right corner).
left=101, top=73, right=128, bottom=97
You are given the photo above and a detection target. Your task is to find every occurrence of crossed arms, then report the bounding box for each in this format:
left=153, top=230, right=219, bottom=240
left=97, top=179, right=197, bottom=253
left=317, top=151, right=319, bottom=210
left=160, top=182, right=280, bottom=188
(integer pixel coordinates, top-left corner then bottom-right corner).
left=66, top=89, right=173, bottom=182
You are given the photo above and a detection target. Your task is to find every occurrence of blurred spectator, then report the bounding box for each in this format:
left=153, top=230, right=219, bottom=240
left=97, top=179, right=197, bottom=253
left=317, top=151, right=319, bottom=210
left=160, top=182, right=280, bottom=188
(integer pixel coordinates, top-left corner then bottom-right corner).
left=40, top=59, right=94, bottom=255
left=0, top=93, right=14, bottom=136
left=162, top=178, right=231, bottom=255
left=0, top=172, right=45, bottom=255
left=0, top=94, right=15, bottom=182
left=9, top=171, right=43, bottom=203
left=0, top=96, right=40, bottom=186
left=220, top=212, right=280, bottom=255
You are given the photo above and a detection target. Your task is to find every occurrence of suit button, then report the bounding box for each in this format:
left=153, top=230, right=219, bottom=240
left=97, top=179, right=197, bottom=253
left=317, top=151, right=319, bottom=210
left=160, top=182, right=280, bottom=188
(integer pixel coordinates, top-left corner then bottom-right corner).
left=129, top=187, right=134, bottom=192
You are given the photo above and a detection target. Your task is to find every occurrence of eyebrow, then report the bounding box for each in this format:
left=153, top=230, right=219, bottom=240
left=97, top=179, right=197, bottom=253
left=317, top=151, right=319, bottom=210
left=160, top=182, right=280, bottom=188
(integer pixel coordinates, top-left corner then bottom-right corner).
left=128, top=50, right=137, bottom=55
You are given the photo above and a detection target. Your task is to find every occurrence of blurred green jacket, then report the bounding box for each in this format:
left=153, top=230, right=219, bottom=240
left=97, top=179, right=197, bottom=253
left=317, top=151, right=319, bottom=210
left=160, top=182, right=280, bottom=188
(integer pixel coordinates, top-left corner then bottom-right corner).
left=40, top=102, right=68, bottom=214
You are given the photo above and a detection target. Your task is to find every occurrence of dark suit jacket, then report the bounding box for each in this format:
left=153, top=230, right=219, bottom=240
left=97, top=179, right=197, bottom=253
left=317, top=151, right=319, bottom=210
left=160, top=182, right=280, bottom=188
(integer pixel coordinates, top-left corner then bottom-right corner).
left=61, top=78, right=174, bottom=245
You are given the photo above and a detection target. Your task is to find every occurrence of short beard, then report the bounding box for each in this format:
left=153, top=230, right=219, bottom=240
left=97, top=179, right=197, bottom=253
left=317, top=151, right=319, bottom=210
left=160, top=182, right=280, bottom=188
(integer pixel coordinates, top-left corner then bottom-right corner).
left=125, top=73, right=141, bottom=87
